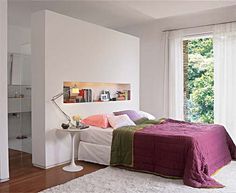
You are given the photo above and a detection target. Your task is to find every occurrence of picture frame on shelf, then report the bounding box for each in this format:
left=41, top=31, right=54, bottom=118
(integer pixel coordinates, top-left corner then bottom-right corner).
left=100, top=93, right=109, bottom=101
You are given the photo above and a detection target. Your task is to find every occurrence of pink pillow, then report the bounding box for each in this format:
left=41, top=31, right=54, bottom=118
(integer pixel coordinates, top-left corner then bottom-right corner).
left=80, top=114, right=110, bottom=128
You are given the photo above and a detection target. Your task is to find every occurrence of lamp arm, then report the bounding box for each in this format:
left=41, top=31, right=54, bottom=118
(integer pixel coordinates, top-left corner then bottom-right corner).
left=51, top=91, right=66, bottom=101
left=51, top=99, right=72, bottom=124
left=51, top=89, right=75, bottom=127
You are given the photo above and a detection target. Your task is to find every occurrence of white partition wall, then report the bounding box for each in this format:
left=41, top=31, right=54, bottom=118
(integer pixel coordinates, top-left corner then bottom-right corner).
left=31, top=10, right=139, bottom=168
left=0, top=0, right=9, bottom=182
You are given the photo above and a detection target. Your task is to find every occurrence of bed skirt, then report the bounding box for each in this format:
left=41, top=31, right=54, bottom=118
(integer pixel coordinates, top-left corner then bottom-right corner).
left=78, top=141, right=110, bottom=165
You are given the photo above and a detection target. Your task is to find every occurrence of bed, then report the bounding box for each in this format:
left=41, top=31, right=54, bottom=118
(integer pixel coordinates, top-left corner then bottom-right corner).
left=78, top=126, right=113, bottom=165
left=78, top=118, right=236, bottom=188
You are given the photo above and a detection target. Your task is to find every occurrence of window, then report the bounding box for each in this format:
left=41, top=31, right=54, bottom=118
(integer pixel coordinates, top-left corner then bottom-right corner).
left=183, top=36, right=214, bottom=123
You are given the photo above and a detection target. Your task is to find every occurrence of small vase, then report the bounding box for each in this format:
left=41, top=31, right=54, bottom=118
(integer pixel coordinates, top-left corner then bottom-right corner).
left=76, top=121, right=81, bottom=128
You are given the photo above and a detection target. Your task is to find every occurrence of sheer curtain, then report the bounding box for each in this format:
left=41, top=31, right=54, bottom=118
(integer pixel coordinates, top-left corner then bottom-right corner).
left=213, top=22, right=236, bottom=143
left=163, top=30, right=184, bottom=120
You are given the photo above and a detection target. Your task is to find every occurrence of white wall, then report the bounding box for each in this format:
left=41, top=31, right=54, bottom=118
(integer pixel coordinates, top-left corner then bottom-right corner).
left=8, top=25, right=31, bottom=54
left=0, top=0, right=9, bottom=182
left=118, top=5, right=236, bottom=119
left=31, top=11, right=46, bottom=167
left=32, top=10, right=139, bottom=168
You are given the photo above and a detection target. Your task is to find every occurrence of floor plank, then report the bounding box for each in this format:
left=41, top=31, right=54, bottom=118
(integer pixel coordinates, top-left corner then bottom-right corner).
left=0, top=149, right=105, bottom=193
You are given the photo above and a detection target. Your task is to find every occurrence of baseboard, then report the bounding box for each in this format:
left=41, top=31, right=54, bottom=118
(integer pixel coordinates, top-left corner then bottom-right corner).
left=33, top=158, right=78, bottom=169
left=0, top=178, right=9, bottom=183
left=33, top=163, right=47, bottom=169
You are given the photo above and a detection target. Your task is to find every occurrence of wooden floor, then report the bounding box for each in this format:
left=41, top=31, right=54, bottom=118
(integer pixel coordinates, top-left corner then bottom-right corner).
left=0, top=149, right=106, bottom=193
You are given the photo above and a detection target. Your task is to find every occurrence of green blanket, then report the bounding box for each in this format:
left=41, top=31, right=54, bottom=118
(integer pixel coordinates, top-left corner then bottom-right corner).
left=110, top=118, right=164, bottom=167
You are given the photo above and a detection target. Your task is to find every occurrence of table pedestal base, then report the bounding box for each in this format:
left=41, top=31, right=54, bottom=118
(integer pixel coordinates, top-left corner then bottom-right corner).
left=60, top=129, right=84, bottom=172
left=63, top=164, right=83, bottom=172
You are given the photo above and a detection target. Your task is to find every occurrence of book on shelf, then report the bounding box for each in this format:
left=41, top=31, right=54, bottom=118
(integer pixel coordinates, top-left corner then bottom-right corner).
left=79, top=89, right=92, bottom=103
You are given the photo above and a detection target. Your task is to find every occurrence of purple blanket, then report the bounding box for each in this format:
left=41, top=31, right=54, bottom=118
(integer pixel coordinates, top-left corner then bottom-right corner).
left=134, top=119, right=236, bottom=188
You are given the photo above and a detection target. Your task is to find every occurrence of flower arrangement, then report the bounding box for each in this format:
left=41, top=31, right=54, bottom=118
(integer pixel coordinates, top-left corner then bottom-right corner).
left=72, top=115, right=82, bottom=128
left=72, top=115, right=81, bottom=122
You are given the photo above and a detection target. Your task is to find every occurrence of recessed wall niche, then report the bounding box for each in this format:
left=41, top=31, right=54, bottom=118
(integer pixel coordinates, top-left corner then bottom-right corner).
left=63, top=82, right=131, bottom=103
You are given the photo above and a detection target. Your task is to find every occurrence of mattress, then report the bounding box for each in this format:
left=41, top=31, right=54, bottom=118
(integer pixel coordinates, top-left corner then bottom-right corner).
left=79, top=126, right=113, bottom=146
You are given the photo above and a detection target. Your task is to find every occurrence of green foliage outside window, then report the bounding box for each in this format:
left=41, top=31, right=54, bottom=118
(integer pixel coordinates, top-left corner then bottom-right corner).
left=185, top=38, right=214, bottom=123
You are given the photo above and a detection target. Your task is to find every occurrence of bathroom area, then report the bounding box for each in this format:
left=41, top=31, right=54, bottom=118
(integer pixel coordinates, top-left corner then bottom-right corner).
left=8, top=25, right=32, bottom=154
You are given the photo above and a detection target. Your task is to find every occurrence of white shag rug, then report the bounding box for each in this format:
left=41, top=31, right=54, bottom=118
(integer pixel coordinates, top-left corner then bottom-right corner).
left=41, top=162, right=236, bottom=193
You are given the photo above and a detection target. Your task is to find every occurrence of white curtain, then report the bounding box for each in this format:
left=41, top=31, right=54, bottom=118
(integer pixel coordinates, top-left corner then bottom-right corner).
left=163, top=32, right=169, bottom=117
left=213, top=22, right=236, bottom=143
left=163, top=30, right=184, bottom=120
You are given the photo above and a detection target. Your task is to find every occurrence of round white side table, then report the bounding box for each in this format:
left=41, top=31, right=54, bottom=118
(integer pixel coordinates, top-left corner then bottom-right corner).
left=59, top=128, right=84, bottom=172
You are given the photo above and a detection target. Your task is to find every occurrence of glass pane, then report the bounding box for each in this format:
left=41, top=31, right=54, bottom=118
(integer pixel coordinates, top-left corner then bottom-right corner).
left=8, top=53, right=32, bottom=154
left=183, top=37, right=214, bottom=123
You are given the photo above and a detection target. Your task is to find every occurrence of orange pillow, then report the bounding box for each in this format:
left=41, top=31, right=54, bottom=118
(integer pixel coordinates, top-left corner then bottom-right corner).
left=80, top=114, right=110, bottom=128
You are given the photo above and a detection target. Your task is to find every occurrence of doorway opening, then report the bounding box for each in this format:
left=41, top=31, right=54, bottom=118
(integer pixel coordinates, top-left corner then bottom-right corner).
left=7, top=25, right=32, bottom=177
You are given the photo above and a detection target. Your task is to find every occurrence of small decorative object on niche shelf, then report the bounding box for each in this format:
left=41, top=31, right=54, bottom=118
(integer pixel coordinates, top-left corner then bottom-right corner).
left=100, top=90, right=110, bottom=102
left=116, top=90, right=130, bottom=101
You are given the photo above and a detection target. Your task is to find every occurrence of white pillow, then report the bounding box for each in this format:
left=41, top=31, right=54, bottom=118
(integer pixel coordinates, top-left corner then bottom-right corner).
left=137, top=111, right=156, bottom=120
left=108, top=114, right=136, bottom=129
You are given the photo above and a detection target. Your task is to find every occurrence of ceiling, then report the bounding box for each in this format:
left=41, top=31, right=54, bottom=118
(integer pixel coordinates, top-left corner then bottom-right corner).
left=8, top=0, right=236, bottom=29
